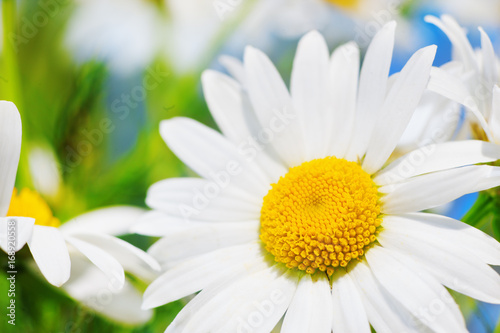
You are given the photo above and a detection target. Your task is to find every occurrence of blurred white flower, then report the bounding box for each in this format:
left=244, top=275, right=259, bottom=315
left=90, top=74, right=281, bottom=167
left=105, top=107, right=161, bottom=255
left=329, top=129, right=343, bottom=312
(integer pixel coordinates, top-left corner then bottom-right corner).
left=65, top=0, right=163, bottom=75
left=426, top=15, right=500, bottom=143
left=28, top=146, right=62, bottom=199
left=164, top=0, right=403, bottom=73
left=0, top=184, right=158, bottom=324
left=422, top=0, right=500, bottom=26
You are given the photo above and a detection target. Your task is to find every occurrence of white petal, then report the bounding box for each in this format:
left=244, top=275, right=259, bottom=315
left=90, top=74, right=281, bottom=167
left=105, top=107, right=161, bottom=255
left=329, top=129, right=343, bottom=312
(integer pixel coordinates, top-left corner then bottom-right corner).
left=332, top=270, right=370, bottom=333
left=160, top=117, right=272, bottom=197
left=290, top=31, right=330, bottom=160
left=379, top=216, right=500, bottom=303
left=65, top=235, right=124, bottom=288
left=68, top=232, right=160, bottom=281
left=427, top=66, right=493, bottom=140
left=202, top=70, right=288, bottom=182
left=350, top=261, right=429, bottom=333
left=0, top=217, right=35, bottom=252
left=490, top=86, right=500, bottom=144
left=166, top=266, right=298, bottom=333
left=143, top=243, right=264, bottom=309
left=375, top=140, right=500, bottom=185
left=244, top=46, right=305, bottom=167
left=366, top=246, right=467, bottom=333
left=147, top=220, right=259, bottom=266
left=219, top=55, right=246, bottom=86
left=425, top=15, right=478, bottom=72
left=59, top=206, right=146, bottom=236
left=145, top=177, right=261, bottom=222
left=28, top=225, right=71, bottom=287
left=427, top=66, right=476, bottom=108
left=363, top=45, right=436, bottom=174
left=327, top=42, right=359, bottom=159
left=201, top=70, right=255, bottom=144
left=346, top=21, right=396, bottom=161
left=381, top=212, right=500, bottom=266
left=281, top=274, right=333, bottom=333
left=479, top=28, right=498, bottom=103
left=0, top=101, right=22, bottom=216
left=63, top=255, right=152, bottom=324
left=380, top=165, right=500, bottom=214
left=130, top=211, right=194, bottom=236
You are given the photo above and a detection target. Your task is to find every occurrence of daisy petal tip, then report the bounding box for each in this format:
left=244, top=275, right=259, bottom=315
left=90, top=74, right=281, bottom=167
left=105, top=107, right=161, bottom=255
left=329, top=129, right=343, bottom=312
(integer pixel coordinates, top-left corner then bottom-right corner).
left=301, top=29, right=324, bottom=42
left=382, top=20, right=397, bottom=32
left=141, top=294, right=159, bottom=311
left=0, top=100, right=20, bottom=115
left=201, top=69, right=218, bottom=84
left=421, top=44, right=438, bottom=59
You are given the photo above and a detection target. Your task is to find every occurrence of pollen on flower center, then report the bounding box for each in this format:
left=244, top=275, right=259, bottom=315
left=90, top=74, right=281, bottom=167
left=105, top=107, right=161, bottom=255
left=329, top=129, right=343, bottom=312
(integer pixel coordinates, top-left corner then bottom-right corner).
left=260, top=157, right=381, bottom=277
left=7, top=188, right=60, bottom=227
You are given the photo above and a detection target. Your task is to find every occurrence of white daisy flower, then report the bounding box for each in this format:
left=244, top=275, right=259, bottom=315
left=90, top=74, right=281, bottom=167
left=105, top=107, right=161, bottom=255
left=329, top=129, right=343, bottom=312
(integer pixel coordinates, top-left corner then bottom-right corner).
left=134, top=23, right=500, bottom=332
left=1, top=190, right=160, bottom=322
left=0, top=103, right=160, bottom=324
left=421, top=0, right=500, bottom=26
left=426, top=15, right=500, bottom=144
left=0, top=188, right=160, bottom=287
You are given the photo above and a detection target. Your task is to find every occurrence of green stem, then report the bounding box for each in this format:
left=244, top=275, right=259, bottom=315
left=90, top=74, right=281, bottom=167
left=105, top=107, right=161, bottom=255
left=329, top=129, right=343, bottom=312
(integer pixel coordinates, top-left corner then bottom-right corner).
left=462, top=192, right=493, bottom=226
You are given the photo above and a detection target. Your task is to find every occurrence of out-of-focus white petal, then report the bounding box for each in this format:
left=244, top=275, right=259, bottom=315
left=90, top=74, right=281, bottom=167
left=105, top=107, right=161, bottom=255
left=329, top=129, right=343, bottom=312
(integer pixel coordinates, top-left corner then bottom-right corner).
left=65, top=235, right=125, bottom=288
left=425, top=15, right=478, bottom=72
left=0, top=217, right=35, bottom=252
left=490, top=86, right=500, bottom=144
left=68, top=233, right=160, bottom=281
left=219, top=55, right=246, bottom=86
left=60, top=206, right=146, bottom=236
left=28, top=225, right=71, bottom=287
left=0, top=101, right=22, bottom=217
left=63, top=255, right=152, bottom=324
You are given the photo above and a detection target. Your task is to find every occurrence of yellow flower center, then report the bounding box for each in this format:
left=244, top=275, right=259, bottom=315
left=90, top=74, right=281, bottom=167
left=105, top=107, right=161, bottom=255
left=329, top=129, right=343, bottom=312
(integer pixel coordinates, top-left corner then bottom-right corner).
left=325, top=0, right=359, bottom=10
left=7, top=188, right=60, bottom=227
left=260, top=157, right=381, bottom=277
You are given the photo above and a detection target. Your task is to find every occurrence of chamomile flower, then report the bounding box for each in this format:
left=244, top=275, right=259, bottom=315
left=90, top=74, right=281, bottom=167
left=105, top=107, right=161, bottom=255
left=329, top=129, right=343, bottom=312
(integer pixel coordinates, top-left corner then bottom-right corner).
left=135, top=23, right=500, bottom=332
left=426, top=15, right=500, bottom=143
left=1, top=189, right=160, bottom=322
left=1, top=187, right=160, bottom=288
